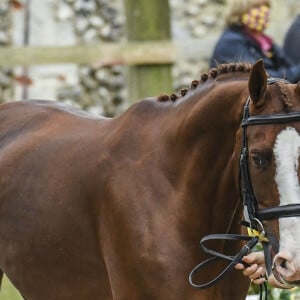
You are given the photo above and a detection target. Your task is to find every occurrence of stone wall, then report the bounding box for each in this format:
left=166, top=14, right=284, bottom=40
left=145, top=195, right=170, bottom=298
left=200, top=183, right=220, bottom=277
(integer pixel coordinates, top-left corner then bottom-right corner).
left=0, top=0, right=14, bottom=103
left=172, top=0, right=300, bottom=87
left=4, top=0, right=300, bottom=115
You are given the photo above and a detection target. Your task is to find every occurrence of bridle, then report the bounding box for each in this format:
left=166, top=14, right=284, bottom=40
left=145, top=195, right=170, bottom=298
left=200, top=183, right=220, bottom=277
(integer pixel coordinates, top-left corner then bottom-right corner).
left=189, top=78, right=300, bottom=298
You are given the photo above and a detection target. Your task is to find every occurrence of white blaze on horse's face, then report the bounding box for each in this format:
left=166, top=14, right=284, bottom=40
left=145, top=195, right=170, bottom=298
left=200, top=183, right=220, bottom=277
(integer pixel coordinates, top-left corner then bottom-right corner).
left=273, top=126, right=300, bottom=282
left=274, top=127, right=300, bottom=207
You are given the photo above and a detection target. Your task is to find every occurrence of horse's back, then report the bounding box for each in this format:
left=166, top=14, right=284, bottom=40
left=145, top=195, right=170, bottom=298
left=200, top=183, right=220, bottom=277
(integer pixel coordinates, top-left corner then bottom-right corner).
left=0, top=100, right=111, bottom=164
left=0, top=100, right=113, bottom=299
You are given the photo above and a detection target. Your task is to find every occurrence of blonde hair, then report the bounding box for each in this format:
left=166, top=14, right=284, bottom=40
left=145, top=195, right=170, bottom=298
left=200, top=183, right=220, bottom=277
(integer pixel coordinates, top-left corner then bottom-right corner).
left=225, top=0, right=271, bottom=26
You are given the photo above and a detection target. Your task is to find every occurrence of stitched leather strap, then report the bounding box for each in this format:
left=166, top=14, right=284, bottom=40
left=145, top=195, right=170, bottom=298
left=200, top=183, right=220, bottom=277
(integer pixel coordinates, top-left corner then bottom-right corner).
left=189, top=234, right=258, bottom=289
left=242, top=112, right=300, bottom=127
left=257, top=204, right=300, bottom=220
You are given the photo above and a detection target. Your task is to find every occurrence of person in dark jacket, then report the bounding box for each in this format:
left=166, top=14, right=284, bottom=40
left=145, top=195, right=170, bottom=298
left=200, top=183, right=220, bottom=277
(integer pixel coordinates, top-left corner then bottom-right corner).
left=210, top=0, right=300, bottom=83
left=283, top=15, right=300, bottom=65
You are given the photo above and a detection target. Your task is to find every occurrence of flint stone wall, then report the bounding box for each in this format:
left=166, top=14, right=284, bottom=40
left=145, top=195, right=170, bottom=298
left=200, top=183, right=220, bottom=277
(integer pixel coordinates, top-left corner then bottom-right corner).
left=3, top=0, right=300, bottom=116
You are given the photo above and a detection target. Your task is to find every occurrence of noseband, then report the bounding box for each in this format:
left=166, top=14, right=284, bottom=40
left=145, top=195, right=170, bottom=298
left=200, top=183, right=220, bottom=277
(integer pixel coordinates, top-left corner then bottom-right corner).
left=189, top=78, right=300, bottom=297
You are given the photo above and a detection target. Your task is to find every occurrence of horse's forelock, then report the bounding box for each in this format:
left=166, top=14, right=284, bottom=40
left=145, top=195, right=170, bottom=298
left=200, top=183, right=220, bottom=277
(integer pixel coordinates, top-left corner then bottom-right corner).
left=264, top=82, right=295, bottom=112
left=279, top=84, right=293, bottom=111
left=156, top=62, right=252, bottom=103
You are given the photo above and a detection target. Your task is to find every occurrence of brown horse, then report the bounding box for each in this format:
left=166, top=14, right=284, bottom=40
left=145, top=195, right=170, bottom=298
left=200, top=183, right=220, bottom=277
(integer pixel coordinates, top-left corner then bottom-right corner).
left=0, top=60, right=299, bottom=299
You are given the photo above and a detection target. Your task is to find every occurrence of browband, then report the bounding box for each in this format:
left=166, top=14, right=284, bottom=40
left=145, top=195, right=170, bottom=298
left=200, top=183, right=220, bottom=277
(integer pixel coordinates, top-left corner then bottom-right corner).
left=242, top=112, right=300, bottom=127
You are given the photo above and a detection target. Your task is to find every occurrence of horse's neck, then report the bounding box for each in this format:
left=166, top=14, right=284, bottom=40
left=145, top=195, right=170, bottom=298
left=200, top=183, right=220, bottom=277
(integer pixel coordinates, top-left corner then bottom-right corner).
left=164, top=79, right=247, bottom=235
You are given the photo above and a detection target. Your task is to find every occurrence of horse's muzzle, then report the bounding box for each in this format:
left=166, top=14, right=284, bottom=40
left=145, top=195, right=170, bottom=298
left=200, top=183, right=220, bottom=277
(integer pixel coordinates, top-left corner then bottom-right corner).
left=273, top=252, right=300, bottom=287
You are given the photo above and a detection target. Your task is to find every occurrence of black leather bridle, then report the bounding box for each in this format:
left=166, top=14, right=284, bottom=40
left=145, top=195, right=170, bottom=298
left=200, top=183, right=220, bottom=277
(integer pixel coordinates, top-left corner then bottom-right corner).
left=189, top=78, right=300, bottom=298
left=241, top=94, right=300, bottom=227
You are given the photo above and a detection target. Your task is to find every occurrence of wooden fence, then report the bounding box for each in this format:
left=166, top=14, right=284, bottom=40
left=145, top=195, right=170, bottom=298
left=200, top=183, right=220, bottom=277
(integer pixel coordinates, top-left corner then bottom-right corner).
left=0, top=0, right=178, bottom=103
left=0, top=0, right=219, bottom=103
left=0, top=42, right=176, bottom=67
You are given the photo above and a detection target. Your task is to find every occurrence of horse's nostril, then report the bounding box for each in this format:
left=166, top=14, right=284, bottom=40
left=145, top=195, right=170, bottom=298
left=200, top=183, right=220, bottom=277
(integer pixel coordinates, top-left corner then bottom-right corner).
left=280, top=260, right=287, bottom=269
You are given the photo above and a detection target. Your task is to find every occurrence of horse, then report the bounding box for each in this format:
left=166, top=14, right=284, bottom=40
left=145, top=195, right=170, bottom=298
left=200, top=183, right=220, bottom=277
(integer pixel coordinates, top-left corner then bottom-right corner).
left=0, top=60, right=299, bottom=299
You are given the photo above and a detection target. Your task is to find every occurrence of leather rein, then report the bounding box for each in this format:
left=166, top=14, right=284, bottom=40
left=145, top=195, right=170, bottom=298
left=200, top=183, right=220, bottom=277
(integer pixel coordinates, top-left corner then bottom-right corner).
left=189, top=78, right=300, bottom=299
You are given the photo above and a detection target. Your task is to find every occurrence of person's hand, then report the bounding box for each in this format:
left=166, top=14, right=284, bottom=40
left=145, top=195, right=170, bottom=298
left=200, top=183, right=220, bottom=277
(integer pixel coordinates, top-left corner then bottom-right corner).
left=235, top=252, right=292, bottom=289
left=235, top=252, right=266, bottom=285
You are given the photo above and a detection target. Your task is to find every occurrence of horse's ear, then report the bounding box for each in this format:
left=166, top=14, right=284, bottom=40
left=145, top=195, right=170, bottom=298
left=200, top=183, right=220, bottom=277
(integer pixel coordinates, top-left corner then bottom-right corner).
left=248, top=59, right=267, bottom=107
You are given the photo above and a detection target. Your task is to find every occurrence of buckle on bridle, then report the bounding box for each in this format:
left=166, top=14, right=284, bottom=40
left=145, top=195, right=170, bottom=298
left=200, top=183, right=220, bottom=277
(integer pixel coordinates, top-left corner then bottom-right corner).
left=247, top=218, right=269, bottom=243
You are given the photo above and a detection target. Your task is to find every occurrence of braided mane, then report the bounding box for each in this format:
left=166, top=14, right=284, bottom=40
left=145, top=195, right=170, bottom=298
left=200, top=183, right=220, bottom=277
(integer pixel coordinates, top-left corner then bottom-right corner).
left=157, top=62, right=252, bottom=102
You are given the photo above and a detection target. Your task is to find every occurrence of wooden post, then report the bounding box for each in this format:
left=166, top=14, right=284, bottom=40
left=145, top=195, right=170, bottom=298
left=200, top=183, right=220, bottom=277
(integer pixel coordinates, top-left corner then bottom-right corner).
left=125, top=0, right=173, bottom=103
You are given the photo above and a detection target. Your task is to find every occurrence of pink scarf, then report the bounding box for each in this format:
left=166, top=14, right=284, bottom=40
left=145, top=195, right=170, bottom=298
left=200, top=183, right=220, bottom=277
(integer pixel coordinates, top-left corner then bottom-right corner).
left=244, top=27, right=273, bottom=57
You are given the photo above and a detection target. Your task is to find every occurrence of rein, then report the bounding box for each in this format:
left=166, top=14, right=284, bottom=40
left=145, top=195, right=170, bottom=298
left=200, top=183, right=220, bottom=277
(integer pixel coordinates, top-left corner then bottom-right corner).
left=189, top=78, right=300, bottom=298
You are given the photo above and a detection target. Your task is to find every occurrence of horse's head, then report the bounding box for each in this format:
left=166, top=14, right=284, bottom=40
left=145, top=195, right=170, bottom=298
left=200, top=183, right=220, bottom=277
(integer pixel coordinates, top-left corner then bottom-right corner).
left=243, top=60, right=300, bottom=286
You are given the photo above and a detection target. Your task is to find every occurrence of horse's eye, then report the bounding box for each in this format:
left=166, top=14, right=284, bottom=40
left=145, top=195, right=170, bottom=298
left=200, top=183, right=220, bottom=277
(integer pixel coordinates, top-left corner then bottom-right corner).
left=252, top=153, right=267, bottom=168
